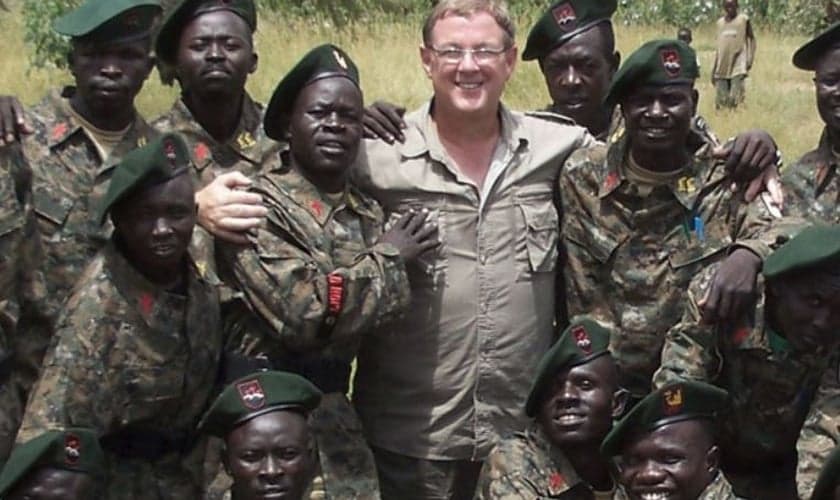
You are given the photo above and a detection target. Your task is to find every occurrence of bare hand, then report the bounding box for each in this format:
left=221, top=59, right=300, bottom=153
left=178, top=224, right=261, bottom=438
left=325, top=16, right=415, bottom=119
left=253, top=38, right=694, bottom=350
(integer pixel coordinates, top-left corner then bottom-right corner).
left=379, top=210, right=439, bottom=262
left=196, top=171, right=268, bottom=244
left=699, top=248, right=762, bottom=324
left=0, top=95, right=33, bottom=146
left=712, top=129, right=777, bottom=181
left=363, top=101, right=406, bottom=144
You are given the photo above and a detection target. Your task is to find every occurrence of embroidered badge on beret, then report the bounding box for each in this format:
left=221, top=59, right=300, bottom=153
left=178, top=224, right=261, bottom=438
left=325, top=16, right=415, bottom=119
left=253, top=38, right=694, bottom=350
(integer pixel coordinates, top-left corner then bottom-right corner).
left=333, top=49, right=348, bottom=70
left=164, top=139, right=178, bottom=166
left=64, top=433, right=81, bottom=466
left=236, top=379, right=267, bottom=410
left=552, top=3, right=577, bottom=32
left=663, top=385, right=684, bottom=415
left=572, top=325, right=592, bottom=354
left=661, top=49, right=681, bottom=78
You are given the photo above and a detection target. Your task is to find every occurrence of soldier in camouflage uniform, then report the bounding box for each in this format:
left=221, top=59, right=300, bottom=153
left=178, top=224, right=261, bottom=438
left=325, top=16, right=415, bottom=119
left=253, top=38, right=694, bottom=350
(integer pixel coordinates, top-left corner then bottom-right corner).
left=16, top=134, right=223, bottom=500
left=216, top=45, right=437, bottom=500
left=560, top=39, right=776, bottom=399
left=603, top=381, right=743, bottom=500
left=0, top=428, right=104, bottom=499
left=654, top=224, right=840, bottom=500
left=0, top=0, right=161, bottom=468
left=476, top=318, right=626, bottom=499
left=199, top=371, right=323, bottom=500
left=783, top=25, right=840, bottom=497
left=810, top=446, right=840, bottom=500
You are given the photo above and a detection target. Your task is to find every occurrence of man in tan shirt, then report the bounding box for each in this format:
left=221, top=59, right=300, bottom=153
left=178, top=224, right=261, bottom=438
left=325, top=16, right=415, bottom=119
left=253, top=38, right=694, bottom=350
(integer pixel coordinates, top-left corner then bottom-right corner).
left=713, top=0, right=756, bottom=109
left=351, top=1, right=595, bottom=498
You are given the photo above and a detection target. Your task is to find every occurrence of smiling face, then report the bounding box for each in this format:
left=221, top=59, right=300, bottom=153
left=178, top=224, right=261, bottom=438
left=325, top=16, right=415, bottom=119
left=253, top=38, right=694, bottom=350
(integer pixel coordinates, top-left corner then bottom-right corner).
left=68, top=37, right=153, bottom=123
left=815, top=47, right=840, bottom=140
left=287, top=76, right=364, bottom=187
left=111, top=173, right=196, bottom=284
left=623, top=83, right=697, bottom=161
left=7, top=467, right=95, bottom=500
left=225, top=411, right=316, bottom=500
left=174, top=10, right=257, bottom=99
left=539, top=25, right=618, bottom=134
left=420, top=10, right=516, bottom=119
left=768, top=265, right=840, bottom=353
left=618, top=420, right=718, bottom=500
left=536, top=355, right=622, bottom=447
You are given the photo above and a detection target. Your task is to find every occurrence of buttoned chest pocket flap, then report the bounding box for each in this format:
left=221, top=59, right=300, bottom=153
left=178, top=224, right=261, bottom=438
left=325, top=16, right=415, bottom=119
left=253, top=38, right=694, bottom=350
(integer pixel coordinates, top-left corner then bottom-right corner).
left=33, top=187, right=73, bottom=234
left=120, top=366, right=185, bottom=422
left=666, top=233, right=731, bottom=272
left=516, top=187, right=559, bottom=274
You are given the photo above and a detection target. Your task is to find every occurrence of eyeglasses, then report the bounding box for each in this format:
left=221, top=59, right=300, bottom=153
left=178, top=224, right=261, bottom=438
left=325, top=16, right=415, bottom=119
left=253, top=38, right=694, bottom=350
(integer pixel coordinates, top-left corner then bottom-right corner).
left=427, top=46, right=509, bottom=65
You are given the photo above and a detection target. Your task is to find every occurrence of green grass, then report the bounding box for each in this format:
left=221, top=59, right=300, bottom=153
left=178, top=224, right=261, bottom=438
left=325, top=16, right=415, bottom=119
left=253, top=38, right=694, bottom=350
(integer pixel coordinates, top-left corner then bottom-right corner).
left=0, top=10, right=823, bottom=160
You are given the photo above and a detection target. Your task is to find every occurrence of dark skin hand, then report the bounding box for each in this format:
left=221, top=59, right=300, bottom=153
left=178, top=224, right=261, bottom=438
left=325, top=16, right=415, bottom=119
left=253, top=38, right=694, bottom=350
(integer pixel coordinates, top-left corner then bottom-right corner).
left=0, top=95, right=33, bottom=146
left=712, top=128, right=784, bottom=206
left=363, top=100, right=406, bottom=144
left=700, top=247, right=762, bottom=324
left=379, top=210, right=439, bottom=262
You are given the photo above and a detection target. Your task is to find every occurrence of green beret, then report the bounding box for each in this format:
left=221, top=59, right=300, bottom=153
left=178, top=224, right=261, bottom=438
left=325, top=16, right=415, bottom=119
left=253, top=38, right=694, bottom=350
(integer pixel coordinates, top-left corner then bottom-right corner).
left=605, top=39, right=699, bottom=108
left=763, top=224, right=840, bottom=279
left=525, top=317, right=612, bottom=417
left=53, top=0, right=161, bottom=43
left=793, top=22, right=840, bottom=71
left=155, top=0, right=257, bottom=64
left=811, top=446, right=840, bottom=500
left=0, top=429, right=104, bottom=496
left=264, top=44, right=361, bottom=141
left=601, top=380, right=729, bottom=457
left=522, top=0, right=617, bottom=61
left=199, top=371, right=323, bottom=438
left=97, top=133, right=191, bottom=224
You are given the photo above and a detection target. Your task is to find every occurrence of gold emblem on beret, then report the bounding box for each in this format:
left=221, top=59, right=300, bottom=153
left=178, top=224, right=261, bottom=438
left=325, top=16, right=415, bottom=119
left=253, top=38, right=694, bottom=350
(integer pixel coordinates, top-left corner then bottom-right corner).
left=333, top=49, right=348, bottom=70
left=663, top=386, right=684, bottom=415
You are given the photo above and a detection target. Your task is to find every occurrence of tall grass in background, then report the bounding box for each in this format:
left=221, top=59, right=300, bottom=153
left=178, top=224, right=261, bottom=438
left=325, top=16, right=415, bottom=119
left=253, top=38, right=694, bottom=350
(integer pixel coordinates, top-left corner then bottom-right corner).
left=0, top=2, right=824, bottom=161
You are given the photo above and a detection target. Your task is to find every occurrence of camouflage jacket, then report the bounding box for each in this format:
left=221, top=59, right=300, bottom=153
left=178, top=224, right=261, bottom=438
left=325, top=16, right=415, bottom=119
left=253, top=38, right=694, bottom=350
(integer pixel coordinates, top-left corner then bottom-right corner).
left=784, top=128, right=840, bottom=224
left=153, top=93, right=282, bottom=284
left=654, top=264, right=832, bottom=465
left=16, top=240, right=223, bottom=499
left=14, top=87, right=157, bottom=384
left=614, top=471, right=742, bottom=500
left=560, top=134, right=774, bottom=396
left=476, top=424, right=610, bottom=499
left=217, top=163, right=410, bottom=364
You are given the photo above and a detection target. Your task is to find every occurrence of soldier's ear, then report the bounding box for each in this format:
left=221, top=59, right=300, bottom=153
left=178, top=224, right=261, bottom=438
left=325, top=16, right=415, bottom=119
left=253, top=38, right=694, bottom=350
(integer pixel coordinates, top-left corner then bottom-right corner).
left=610, top=51, right=621, bottom=77
left=249, top=52, right=258, bottom=75
left=611, top=388, right=630, bottom=419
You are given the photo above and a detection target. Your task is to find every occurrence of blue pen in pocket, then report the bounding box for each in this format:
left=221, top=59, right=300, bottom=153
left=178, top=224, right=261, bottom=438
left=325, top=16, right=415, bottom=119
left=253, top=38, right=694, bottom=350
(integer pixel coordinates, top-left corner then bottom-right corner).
left=693, top=216, right=705, bottom=242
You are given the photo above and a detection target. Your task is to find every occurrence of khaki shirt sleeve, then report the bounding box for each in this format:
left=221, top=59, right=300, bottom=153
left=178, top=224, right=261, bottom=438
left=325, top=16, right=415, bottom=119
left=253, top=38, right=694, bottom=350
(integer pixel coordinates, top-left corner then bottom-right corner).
left=227, top=223, right=410, bottom=353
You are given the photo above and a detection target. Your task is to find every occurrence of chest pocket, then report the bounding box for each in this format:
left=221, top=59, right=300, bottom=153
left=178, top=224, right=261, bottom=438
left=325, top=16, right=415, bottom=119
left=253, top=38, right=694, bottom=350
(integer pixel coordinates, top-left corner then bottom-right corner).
left=119, top=366, right=186, bottom=424
left=666, top=230, right=730, bottom=288
left=515, top=187, right=559, bottom=277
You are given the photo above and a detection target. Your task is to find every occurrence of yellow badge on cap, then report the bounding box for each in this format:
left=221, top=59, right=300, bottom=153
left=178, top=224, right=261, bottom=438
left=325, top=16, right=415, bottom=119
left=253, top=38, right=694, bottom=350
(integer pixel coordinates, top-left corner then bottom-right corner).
left=237, top=131, right=256, bottom=150
left=334, top=49, right=348, bottom=70
left=663, top=386, right=684, bottom=415
left=677, top=176, right=696, bottom=194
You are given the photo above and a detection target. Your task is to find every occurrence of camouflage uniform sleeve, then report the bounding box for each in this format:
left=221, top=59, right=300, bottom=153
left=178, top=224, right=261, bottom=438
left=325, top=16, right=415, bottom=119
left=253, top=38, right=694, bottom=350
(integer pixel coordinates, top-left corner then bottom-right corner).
left=796, top=364, right=840, bottom=499
left=226, top=225, right=410, bottom=353
left=653, top=267, right=720, bottom=388
left=16, top=289, right=119, bottom=442
left=729, top=188, right=779, bottom=260
left=475, top=443, right=540, bottom=500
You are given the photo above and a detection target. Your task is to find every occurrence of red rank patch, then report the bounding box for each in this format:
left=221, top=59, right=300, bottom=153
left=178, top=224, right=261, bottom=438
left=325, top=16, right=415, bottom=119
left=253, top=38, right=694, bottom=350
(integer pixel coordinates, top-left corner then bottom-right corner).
left=310, top=200, right=324, bottom=218
left=236, top=379, right=266, bottom=410
left=51, top=122, right=68, bottom=141
left=572, top=325, right=592, bottom=354
left=663, top=385, right=684, bottom=415
left=552, top=3, right=577, bottom=31
left=194, top=142, right=210, bottom=162
left=733, top=326, right=750, bottom=345
left=661, top=49, right=682, bottom=78
left=603, top=172, right=620, bottom=191
left=64, top=433, right=81, bottom=465
left=139, top=293, right=154, bottom=316
left=548, top=472, right=566, bottom=493
left=327, top=273, right=345, bottom=315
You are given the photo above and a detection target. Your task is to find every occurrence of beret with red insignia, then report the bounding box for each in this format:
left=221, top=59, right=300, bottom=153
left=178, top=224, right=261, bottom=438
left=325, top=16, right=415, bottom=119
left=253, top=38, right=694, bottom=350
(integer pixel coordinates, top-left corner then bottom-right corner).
left=605, top=39, right=699, bottom=108
left=199, top=371, right=323, bottom=438
left=53, top=0, right=161, bottom=44
left=525, top=316, right=612, bottom=417
left=155, top=0, right=257, bottom=64
left=601, top=380, right=729, bottom=457
left=264, top=44, right=361, bottom=141
left=793, top=22, right=840, bottom=71
left=97, top=132, right=192, bottom=224
left=522, top=0, right=617, bottom=61
left=0, top=429, right=104, bottom=496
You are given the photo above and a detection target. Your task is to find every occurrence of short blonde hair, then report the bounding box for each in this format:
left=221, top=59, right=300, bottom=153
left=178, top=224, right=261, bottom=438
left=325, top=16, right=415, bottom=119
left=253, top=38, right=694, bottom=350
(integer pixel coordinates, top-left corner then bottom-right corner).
left=422, top=0, right=515, bottom=48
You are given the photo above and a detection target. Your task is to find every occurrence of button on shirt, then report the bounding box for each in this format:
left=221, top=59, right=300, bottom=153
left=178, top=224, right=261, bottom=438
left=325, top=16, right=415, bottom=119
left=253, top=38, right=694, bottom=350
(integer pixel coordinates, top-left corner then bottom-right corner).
left=352, top=101, right=594, bottom=460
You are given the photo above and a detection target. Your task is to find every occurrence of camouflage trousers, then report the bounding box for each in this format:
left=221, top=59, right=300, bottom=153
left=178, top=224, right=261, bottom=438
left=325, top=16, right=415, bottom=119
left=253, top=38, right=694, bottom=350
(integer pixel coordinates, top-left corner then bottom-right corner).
left=0, top=369, right=23, bottom=466
left=797, top=364, right=840, bottom=499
